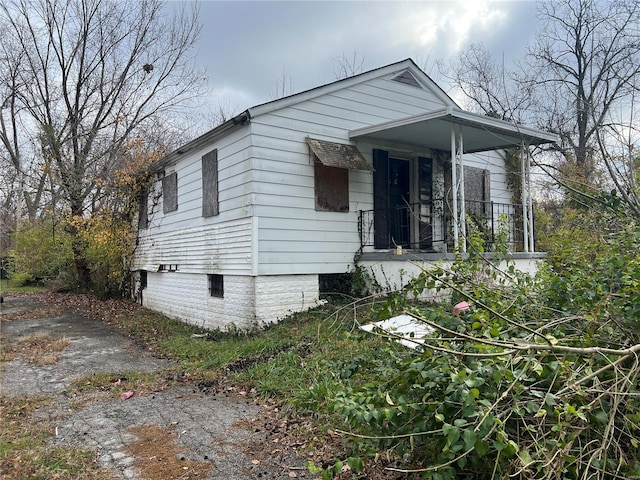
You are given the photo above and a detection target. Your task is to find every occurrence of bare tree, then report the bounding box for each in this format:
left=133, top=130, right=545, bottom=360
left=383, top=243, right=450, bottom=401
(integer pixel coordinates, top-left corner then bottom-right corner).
left=524, top=0, right=640, bottom=175
left=332, top=50, right=365, bottom=80
left=0, top=0, right=206, bottom=286
left=444, top=0, right=640, bottom=205
left=0, top=27, right=51, bottom=224
left=593, top=92, right=640, bottom=219
left=440, top=43, right=533, bottom=123
left=269, top=68, right=295, bottom=100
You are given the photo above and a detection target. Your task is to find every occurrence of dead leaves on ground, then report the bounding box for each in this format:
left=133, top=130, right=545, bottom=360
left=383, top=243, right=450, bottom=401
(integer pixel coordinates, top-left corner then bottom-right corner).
left=3, top=332, right=70, bottom=366
left=125, top=424, right=211, bottom=480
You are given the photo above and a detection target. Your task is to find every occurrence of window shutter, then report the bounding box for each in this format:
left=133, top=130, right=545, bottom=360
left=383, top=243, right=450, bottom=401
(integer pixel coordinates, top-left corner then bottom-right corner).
left=373, top=149, right=389, bottom=249
left=418, top=157, right=433, bottom=249
left=483, top=169, right=491, bottom=216
left=162, top=172, right=178, bottom=213
left=202, top=149, right=219, bottom=217
left=138, top=189, right=148, bottom=229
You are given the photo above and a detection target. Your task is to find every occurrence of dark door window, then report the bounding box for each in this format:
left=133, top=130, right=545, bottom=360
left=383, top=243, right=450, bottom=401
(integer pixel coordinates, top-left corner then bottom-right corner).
left=388, top=158, right=410, bottom=248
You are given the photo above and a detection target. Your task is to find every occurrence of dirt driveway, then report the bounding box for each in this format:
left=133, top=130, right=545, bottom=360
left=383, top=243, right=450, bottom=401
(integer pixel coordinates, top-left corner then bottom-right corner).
left=0, top=295, right=312, bottom=479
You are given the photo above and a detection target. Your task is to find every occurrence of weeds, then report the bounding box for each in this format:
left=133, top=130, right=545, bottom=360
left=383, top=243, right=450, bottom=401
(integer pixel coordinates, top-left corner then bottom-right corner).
left=1, top=293, right=396, bottom=479
left=0, top=396, right=116, bottom=480
left=12, top=333, right=70, bottom=366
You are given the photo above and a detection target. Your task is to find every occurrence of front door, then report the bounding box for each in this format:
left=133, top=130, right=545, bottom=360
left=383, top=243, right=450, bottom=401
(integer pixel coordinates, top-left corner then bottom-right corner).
left=372, top=150, right=433, bottom=250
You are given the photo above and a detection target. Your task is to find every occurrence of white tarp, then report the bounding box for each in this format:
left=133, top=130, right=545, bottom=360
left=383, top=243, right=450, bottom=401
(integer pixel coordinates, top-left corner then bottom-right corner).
left=360, top=313, right=435, bottom=350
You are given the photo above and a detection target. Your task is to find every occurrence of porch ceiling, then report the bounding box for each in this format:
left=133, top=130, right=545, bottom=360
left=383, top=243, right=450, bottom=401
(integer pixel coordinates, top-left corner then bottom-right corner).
left=349, top=106, right=559, bottom=153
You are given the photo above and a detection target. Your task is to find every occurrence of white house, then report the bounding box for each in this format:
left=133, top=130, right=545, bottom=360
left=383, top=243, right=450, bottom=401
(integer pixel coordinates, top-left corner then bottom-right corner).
left=133, top=59, right=558, bottom=330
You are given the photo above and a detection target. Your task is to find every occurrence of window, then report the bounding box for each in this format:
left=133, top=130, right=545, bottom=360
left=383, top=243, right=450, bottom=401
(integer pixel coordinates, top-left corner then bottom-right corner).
left=202, top=149, right=218, bottom=217
left=159, top=264, right=178, bottom=272
left=306, top=137, right=371, bottom=213
left=138, top=189, right=148, bottom=229
left=162, top=172, right=178, bottom=213
left=314, top=160, right=349, bottom=212
left=208, top=274, right=223, bottom=298
left=463, top=166, right=492, bottom=219
left=139, top=271, right=147, bottom=289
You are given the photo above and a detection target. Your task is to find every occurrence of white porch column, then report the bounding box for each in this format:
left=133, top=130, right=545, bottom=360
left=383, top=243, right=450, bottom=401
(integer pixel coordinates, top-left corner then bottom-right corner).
left=450, top=124, right=466, bottom=252
left=520, top=142, right=535, bottom=253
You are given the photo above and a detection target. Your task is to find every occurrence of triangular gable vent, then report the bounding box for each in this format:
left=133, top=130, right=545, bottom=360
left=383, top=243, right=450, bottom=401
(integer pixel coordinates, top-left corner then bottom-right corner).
left=392, top=70, right=422, bottom=88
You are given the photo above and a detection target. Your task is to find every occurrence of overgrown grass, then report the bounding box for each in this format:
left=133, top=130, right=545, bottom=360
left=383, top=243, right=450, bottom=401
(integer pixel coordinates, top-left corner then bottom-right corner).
left=108, top=299, right=397, bottom=415
left=0, top=396, right=117, bottom=480
left=1, top=295, right=401, bottom=479
left=0, top=278, right=46, bottom=294
left=69, top=371, right=178, bottom=398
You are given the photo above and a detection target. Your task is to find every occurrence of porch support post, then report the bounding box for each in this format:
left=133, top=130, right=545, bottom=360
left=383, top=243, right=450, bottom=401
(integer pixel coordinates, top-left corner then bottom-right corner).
left=458, top=125, right=466, bottom=248
left=450, top=124, right=466, bottom=252
left=450, top=125, right=459, bottom=250
left=520, top=142, right=534, bottom=253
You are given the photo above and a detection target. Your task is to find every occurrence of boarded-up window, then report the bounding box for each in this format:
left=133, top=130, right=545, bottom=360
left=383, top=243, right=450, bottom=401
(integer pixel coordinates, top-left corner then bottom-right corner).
left=138, top=189, right=148, bottom=229
left=202, top=149, right=218, bottom=217
left=162, top=172, right=178, bottom=213
left=444, top=165, right=491, bottom=205
left=314, top=159, right=349, bottom=212
left=464, top=166, right=491, bottom=204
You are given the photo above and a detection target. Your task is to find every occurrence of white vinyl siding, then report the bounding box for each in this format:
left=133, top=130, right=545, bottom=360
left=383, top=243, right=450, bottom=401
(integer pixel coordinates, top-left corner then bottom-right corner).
left=135, top=218, right=253, bottom=275
left=249, top=74, right=449, bottom=275
left=134, top=61, right=524, bottom=328
left=135, top=127, right=254, bottom=275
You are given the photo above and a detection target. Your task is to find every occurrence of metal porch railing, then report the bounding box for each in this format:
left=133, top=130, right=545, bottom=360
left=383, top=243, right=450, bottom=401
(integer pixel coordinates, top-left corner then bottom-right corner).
left=358, top=199, right=525, bottom=252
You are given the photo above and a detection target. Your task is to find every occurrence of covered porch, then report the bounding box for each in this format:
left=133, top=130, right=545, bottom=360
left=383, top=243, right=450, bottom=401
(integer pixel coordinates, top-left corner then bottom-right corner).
left=350, top=106, right=559, bottom=256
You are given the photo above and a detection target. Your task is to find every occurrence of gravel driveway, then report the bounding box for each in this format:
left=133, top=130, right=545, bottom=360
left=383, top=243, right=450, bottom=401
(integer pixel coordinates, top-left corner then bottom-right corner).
left=0, top=295, right=311, bottom=479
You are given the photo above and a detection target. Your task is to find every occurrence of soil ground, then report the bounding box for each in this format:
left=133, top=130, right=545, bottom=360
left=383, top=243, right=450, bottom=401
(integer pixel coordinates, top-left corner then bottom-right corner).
left=0, top=294, right=315, bottom=479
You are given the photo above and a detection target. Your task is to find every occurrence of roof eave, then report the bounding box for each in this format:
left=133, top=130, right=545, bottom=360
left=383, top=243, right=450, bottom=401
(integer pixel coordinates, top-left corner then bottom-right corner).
left=450, top=108, right=559, bottom=145
left=151, top=110, right=251, bottom=172
left=349, top=106, right=559, bottom=152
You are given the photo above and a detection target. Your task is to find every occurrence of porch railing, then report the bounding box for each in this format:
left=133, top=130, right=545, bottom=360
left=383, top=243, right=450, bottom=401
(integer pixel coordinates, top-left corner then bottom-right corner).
left=358, top=199, right=525, bottom=252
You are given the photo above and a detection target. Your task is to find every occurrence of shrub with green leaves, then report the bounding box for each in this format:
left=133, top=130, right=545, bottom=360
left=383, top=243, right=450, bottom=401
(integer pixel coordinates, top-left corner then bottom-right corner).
left=8, top=218, right=74, bottom=287
left=326, top=225, right=640, bottom=479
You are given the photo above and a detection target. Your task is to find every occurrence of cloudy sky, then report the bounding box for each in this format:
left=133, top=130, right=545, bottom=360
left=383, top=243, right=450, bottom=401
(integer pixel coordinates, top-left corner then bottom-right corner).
left=187, top=0, right=540, bottom=116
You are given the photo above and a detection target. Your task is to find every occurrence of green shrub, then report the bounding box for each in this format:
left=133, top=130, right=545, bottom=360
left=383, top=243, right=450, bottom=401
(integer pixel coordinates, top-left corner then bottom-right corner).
left=9, top=219, right=74, bottom=287
left=325, top=223, right=640, bottom=479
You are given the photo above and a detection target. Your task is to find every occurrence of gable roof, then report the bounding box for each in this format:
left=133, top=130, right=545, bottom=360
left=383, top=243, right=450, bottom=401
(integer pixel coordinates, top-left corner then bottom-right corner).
left=154, top=59, right=559, bottom=170
left=248, top=58, right=456, bottom=118
left=154, top=59, right=454, bottom=170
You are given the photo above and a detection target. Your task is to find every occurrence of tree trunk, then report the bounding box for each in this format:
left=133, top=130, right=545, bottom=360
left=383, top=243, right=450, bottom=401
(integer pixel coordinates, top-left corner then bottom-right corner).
left=68, top=199, right=91, bottom=292
left=71, top=234, right=92, bottom=292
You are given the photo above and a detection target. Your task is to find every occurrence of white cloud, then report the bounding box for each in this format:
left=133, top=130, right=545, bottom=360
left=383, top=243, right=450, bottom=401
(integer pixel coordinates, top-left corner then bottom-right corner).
left=391, top=1, right=509, bottom=54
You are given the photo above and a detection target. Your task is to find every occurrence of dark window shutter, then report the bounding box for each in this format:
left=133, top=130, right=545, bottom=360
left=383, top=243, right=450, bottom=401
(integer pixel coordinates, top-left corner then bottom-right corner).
left=202, top=149, right=218, bottom=217
left=418, top=157, right=433, bottom=249
left=138, top=189, right=148, bottom=229
left=373, top=149, right=389, bottom=249
left=483, top=169, right=491, bottom=216
left=162, top=172, right=178, bottom=213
